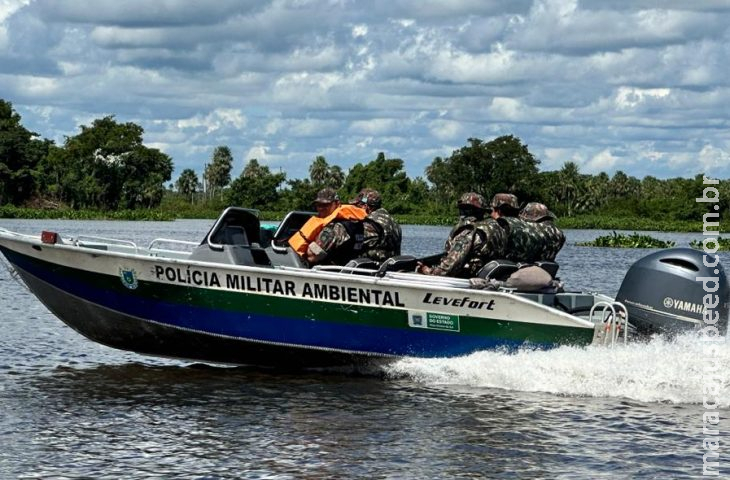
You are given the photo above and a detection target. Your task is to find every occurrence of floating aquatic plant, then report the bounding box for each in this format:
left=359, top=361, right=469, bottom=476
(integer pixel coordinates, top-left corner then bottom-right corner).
left=576, top=231, right=675, bottom=248
left=689, top=237, right=730, bottom=251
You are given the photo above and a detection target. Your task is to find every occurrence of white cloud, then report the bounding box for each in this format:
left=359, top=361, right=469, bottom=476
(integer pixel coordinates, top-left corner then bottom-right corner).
left=244, top=144, right=269, bottom=163
left=0, top=0, right=27, bottom=48
left=352, top=24, right=367, bottom=38
left=35, top=0, right=247, bottom=27
left=509, top=1, right=719, bottom=54
left=0, top=0, right=728, bottom=182
left=697, top=144, right=730, bottom=173
left=0, top=0, right=27, bottom=21
left=585, top=149, right=620, bottom=173
left=177, top=109, right=247, bottom=134
left=349, top=118, right=399, bottom=135
left=615, top=87, right=671, bottom=109
left=488, top=97, right=524, bottom=121
left=14, top=75, right=59, bottom=96
left=542, top=147, right=581, bottom=171
left=428, top=119, right=463, bottom=141
left=288, top=119, right=341, bottom=138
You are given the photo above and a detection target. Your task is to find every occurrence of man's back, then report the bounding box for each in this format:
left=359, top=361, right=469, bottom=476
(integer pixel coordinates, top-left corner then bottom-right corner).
left=362, top=207, right=402, bottom=262
left=496, top=216, right=546, bottom=264
left=434, top=216, right=506, bottom=278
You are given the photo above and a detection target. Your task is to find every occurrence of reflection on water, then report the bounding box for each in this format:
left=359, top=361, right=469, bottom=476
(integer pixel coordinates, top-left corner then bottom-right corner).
left=0, top=219, right=727, bottom=478
left=5, top=362, right=707, bottom=479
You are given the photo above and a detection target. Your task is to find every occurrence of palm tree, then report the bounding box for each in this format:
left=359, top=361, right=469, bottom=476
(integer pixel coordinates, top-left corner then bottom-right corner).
left=575, top=172, right=609, bottom=213
left=609, top=170, right=640, bottom=199
left=175, top=168, right=199, bottom=203
left=309, top=156, right=329, bottom=186
left=558, top=161, right=582, bottom=217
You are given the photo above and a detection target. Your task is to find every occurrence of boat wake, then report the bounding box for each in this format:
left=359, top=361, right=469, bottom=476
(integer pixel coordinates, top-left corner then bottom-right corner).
left=383, top=333, right=730, bottom=406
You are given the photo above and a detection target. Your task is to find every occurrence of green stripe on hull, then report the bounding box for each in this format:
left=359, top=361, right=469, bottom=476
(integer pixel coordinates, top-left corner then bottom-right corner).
left=27, top=251, right=595, bottom=348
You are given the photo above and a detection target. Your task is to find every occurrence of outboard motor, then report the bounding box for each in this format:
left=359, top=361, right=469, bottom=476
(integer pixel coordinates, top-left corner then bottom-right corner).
left=616, top=248, right=729, bottom=335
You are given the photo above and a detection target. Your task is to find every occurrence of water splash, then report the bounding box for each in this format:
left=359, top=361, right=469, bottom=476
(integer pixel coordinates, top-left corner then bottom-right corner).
left=383, top=333, right=730, bottom=406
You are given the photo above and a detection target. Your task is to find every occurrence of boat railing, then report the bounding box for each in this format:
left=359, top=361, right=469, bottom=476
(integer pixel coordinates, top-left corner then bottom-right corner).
left=148, top=238, right=199, bottom=256
left=290, top=265, right=473, bottom=289
left=66, top=236, right=198, bottom=258
left=385, top=271, right=473, bottom=289
left=73, top=235, right=139, bottom=253
left=0, top=227, right=36, bottom=239
left=590, top=301, right=629, bottom=346
left=311, top=264, right=381, bottom=276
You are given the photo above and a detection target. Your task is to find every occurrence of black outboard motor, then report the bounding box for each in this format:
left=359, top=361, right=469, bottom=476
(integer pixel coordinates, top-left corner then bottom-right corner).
left=616, top=248, right=729, bottom=335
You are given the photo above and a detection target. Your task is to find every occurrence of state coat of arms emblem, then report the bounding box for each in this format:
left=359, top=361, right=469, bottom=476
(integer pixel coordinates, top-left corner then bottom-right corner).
left=119, top=267, right=139, bottom=289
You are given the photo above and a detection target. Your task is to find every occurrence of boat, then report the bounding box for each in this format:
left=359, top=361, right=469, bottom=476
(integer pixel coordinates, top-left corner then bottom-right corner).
left=0, top=207, right=727, bottom=368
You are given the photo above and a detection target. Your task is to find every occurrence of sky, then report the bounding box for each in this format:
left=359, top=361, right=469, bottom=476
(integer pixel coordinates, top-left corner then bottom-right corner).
left=1, top=0, right=729, bottom=184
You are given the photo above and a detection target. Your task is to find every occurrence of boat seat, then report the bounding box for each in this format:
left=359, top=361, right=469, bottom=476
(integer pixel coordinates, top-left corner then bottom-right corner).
left=515, top=292, right=558, bottom=306
left=344, top=258, right=380, bottom=271
left=419, top=251, right=445, bottom=267
left=221, top=226, right=248, bottom=245
left=264, top=245, right=309, bottom=268
left=270, top=210, right=316, bottom=252
left=188, top=206, right=277, bottom=267
left=203, top=207, right=262, bottom=247
left=477, top=259, right=520, bottom=281
left=259, top=226, right=276, bottom=248
left=478, top=259, right=560, bottom=281
left=189, top=244, right=273, bottom=267
left=377, top=255, right=418, bottom=277
left=554, top=292, right=597, bottom=314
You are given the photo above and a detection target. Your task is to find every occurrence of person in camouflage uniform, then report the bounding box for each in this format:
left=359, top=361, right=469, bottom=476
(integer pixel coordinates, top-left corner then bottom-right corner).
left=306, top=188, right=367, bottom=266
left=417, top=192, right=506, bottom=278
left=350, top=188, right=402, bottom=262
left=519, top=202, right=565, bottom=261
left=489, top=193, right=545, bottom=264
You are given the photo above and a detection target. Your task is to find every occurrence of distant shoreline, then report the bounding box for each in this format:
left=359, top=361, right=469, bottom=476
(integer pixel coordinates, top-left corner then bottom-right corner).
left=1, top=205, right=726, bottom=234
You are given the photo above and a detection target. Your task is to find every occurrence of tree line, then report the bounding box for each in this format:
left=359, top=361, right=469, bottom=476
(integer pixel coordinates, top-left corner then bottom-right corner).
left=1, top=98, right=727, bottom=224
left=1, top=99, right=172, bottom=210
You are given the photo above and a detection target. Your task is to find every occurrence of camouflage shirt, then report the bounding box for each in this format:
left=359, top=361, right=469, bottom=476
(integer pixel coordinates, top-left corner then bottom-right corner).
left=531, top=220, right=565, bottom=261
left=361, top=208, right=402, bottom=262
left=497, top=217, right=564, bottom=263
left=431, top=217, right=506, bottom=278
left=308, top=221, right=365, bottom=265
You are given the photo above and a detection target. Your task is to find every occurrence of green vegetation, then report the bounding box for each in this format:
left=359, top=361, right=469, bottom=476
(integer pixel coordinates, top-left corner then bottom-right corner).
left=2, top=97, right=728, bottom=231
left=576, top=232, right=676, bottom=248
left=1, top=99, right=171, bottom=212
left=554, top=214, right=726, bottom=232
left=690, top=238, right=730, bottom=251
left=0, top=205, right=173, bottom=221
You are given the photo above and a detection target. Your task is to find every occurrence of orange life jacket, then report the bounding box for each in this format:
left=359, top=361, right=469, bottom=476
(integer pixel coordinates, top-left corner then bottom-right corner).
left=288, top=205, right=368, bottom=256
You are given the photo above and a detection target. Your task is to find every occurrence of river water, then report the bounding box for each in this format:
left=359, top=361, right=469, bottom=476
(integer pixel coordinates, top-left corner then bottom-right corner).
left=1, top=219, right=728, bottom=479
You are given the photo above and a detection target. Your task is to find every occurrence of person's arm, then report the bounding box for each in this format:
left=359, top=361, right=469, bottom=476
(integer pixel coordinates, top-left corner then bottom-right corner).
left=306, top=223, right=347, bottom=264
left=421, top=228, right=475, bottom=276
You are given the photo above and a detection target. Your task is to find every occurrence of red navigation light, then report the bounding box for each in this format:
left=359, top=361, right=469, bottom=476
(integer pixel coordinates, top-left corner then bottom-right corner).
left=41, top=231, right=59, bottom=244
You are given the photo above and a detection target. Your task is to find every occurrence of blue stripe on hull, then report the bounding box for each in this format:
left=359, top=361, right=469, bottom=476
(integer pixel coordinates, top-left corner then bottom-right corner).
left=4, top=247, right=547, bottom=357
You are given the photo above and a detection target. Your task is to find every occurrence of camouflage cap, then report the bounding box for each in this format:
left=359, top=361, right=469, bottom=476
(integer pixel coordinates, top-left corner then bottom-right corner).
left=519, top=202, right=556, bottom=222
left=313, top=187, right=340, bottom=204
left=457, top=192, right=486, bottom=210
left=350, top=188, right=382, bottom=209
left=490, top=193, right=519, bottom=209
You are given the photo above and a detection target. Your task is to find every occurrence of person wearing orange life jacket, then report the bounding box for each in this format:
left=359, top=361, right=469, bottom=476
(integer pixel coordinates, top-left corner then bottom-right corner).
left=288, top=187, right=368, bottom=266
